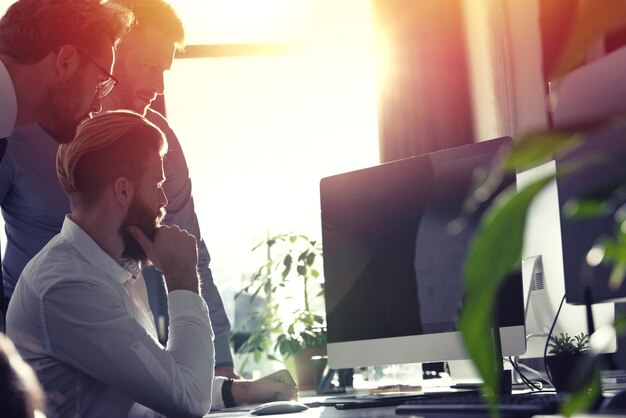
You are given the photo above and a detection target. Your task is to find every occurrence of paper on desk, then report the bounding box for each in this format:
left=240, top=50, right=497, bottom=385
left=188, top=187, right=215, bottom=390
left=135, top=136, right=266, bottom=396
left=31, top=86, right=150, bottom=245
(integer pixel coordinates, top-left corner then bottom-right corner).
left=203, top=411, right=250, bottom=417
left=368, top=384, right=422, bottom=395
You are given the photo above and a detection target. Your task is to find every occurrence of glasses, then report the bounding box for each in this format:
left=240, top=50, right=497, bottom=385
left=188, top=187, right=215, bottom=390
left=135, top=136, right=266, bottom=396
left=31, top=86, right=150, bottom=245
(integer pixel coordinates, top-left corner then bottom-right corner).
left=76, top=50, right=118, bottom=100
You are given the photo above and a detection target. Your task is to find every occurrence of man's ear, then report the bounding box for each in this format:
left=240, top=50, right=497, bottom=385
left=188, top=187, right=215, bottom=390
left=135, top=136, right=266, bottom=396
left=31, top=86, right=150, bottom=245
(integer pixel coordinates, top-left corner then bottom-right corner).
left=113, top=177, right=134, bottom=207
left=54, top=45, right=82, bottom=82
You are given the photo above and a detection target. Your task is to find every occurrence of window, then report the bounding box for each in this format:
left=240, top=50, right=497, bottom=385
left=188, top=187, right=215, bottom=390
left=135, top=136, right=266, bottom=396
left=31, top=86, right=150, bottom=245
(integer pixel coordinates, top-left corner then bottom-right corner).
left=164, top=0, right=380, bottom=324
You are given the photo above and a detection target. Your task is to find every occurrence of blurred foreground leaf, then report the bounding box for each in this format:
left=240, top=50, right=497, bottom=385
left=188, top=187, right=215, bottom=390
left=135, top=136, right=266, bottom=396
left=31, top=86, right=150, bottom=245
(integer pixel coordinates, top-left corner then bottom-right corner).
left=614, top=313, right=626, bottom=335
left=504, top=131, right=580, bottom=172
left=459, top=175, right=552, bottom=417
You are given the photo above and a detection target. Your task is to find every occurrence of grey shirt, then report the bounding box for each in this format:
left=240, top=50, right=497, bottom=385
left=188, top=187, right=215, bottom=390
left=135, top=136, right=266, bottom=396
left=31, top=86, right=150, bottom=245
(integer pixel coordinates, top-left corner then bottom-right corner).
left=0, top=108, right=234, bottom=367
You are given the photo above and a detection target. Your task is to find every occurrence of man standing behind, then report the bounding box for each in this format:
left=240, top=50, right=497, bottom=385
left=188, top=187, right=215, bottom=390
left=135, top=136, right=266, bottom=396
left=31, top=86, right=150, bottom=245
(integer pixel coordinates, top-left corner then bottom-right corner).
left=0, top=0, right=237, bottom=377
left=104, top=0, right=239, bottom=378
left=7, top=111, right=297, bottom=418
left=0, top=0, right=133, bottom=326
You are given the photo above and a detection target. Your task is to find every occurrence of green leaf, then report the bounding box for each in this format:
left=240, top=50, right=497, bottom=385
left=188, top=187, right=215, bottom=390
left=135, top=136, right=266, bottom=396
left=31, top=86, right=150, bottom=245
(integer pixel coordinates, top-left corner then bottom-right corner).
left=267, top=353, right=281, bottom=362
left=563, top=199, right=611, bottom=219
left=280, top=254, right=293, bottom=280
left=614, top=313, right=626, bottom=335
left=505, top=131, right=580, bottom=172
left=609, top=261, right=626, bottom=290
left=459, top=175, right=552, bottom=415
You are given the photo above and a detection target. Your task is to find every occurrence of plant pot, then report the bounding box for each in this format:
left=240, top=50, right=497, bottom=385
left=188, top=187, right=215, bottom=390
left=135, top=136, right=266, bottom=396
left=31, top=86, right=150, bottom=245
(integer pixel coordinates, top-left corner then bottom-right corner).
left=286, top=346, right=327, bottom=391
left=545, top=353, right=593, bottom=393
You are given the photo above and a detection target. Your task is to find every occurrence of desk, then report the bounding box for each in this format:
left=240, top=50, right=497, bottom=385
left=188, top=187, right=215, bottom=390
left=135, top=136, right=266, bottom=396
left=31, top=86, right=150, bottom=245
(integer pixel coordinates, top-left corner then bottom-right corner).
left=209, top=403, right=405, bottom=418
left=207, top=389, right=626, bottom=418
left=209, top=405, right=624, bottom=418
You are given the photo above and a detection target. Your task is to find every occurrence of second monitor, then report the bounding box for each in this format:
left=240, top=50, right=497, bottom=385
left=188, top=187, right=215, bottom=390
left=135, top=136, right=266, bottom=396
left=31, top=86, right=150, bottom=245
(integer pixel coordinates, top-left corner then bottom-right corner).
left=320, top=137, right=526, bottom=369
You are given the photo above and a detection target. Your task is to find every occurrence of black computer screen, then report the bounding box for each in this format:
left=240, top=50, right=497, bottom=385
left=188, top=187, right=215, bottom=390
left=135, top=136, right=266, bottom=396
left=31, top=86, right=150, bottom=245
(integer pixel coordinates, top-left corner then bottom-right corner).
left=557, top=120, right=626, bottom=304
left=320, top=137, right=525, bottom=346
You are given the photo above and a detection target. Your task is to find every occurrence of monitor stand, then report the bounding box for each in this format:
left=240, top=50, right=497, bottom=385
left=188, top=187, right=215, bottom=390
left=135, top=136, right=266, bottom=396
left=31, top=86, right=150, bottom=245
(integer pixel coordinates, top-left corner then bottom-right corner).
left=493, top=308, right=513, bottom=395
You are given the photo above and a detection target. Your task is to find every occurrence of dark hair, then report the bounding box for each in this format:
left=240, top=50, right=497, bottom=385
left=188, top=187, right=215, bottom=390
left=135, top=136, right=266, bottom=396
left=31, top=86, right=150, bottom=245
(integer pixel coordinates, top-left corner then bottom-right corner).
left=57, top=110, right=167, bottom=208
left=0, top=0, right=134, bottom=64
left=111, top=0, right=185, bottom=50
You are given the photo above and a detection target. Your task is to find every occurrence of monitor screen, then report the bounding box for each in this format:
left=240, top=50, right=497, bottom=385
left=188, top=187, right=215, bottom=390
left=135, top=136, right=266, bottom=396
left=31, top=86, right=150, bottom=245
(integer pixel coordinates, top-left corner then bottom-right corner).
left=556, top=120, right=626, bottom=305
left=320, top=137, right=527, bottom=369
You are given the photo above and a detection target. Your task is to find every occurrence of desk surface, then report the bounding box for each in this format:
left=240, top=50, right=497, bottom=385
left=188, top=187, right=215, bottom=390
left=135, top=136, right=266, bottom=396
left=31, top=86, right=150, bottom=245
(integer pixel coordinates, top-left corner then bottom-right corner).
left=209, top=404, right=622, bottom=418
left=209, top=403, right=405, bottom=418
left=207, top=389, right=626, bottom=418
left=205, top=372, right=626, bottom=418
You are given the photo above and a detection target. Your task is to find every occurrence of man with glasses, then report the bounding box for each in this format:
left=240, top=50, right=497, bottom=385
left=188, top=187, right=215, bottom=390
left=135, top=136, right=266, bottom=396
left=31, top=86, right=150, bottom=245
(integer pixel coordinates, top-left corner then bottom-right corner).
left=0, top=0, right=131, bottom=143
left=0, top=0, right=133, bottom=327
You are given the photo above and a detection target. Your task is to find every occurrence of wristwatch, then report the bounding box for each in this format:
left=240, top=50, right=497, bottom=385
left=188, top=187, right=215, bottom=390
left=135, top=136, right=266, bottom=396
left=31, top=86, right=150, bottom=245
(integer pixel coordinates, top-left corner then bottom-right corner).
left=222, top=378, right=236, bottom=408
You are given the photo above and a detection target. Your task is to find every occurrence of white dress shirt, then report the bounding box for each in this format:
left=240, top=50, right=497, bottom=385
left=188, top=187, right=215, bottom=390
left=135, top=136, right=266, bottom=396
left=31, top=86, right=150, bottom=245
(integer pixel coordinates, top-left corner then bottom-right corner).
left=7, top=217, right=226, bottom=417
left=0, top=58, right=18, bottom=137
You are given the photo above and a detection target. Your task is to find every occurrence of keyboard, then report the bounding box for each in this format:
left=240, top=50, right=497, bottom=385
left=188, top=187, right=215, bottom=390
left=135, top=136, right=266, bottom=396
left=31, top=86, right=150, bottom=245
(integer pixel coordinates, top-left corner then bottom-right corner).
left=395, top=392, right=563, bottom=417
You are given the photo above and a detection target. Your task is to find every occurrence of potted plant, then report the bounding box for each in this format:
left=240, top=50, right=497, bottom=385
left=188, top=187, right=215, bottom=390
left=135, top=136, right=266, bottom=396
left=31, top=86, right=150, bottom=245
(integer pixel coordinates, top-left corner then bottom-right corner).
left=234, top=232, right=326, bottom=390
left=545, top=332, right=591, bottom=393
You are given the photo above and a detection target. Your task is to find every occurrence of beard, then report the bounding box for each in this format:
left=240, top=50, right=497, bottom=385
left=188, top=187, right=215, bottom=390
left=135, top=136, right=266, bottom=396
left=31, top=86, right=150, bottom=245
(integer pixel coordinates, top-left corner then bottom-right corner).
left=120, top=195, right=166, bottom=264
left=108, top=80, right=153, bottom=116
left=38, top=76, right=91, bottom=144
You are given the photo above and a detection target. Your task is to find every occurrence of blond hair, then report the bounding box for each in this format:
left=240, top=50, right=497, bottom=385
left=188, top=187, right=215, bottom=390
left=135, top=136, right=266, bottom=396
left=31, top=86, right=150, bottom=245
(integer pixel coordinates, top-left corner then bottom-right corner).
left=57, top=110, right=167, bottom=207
left=110, top=0, right=185, bottom=51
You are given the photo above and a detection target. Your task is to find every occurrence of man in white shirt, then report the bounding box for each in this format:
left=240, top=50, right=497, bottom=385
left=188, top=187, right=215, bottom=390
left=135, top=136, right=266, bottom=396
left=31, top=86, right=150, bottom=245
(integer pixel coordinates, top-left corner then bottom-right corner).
left=6, top=111, right=297, bottom=418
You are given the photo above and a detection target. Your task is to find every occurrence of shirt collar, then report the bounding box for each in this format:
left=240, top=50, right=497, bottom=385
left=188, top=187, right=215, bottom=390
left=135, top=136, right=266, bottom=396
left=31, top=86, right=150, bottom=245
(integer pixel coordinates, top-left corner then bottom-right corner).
left=60, top=216, right=136, bottom=284
left=117, top=257, right=142, bottom=280
left=0, top=58, right=18, bottom=138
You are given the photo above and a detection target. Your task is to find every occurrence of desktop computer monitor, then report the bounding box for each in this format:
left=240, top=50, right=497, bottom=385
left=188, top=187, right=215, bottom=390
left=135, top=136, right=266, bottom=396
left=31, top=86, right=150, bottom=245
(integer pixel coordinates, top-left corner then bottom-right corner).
left=557, top=121, right=626, bottom=305
left=320, top=137, right=527, bottom=369
left=518, top=120, right=626, bottom=359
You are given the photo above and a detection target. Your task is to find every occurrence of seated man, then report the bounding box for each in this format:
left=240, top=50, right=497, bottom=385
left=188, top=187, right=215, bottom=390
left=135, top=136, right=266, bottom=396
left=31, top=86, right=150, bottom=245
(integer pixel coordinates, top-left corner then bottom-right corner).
left=6, top=111, right=297, bottom=418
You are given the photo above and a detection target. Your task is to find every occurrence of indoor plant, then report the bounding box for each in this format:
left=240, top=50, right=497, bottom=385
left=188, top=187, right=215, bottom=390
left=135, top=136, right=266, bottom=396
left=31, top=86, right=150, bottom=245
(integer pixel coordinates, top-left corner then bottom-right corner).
left=545, top=333, right=591, bottom=393
left=234, top=232, right=326, bottom=389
